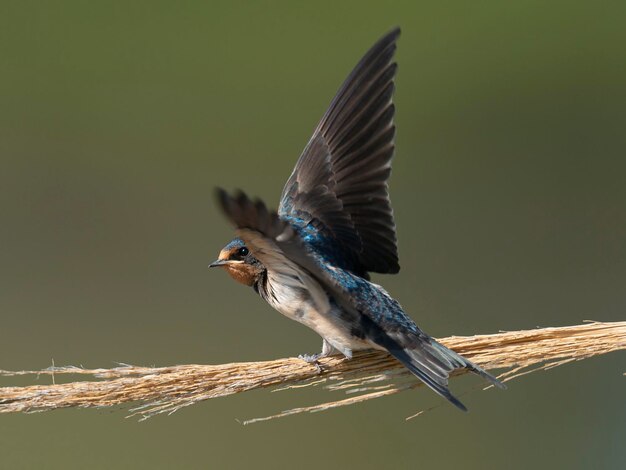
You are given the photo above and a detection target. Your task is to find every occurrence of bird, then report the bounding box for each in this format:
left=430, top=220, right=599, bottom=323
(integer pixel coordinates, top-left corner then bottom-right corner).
left=209, top=27, right=505, bottom=411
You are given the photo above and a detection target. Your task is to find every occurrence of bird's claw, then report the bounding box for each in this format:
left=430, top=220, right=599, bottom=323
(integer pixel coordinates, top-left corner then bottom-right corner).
left=298, top=353, right=320, bottom=363
left=298, top=353, right=323, bottom=374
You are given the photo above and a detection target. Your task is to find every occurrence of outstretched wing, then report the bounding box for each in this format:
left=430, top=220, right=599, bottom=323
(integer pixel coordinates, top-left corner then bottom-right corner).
left=279, top=27, right=401, bottom=277
left=217, top=189, right=505, bottom=412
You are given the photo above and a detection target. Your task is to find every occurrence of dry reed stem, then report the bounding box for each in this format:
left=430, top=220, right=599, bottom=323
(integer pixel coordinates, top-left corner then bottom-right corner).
left=0, top=321, right=624, bottom=423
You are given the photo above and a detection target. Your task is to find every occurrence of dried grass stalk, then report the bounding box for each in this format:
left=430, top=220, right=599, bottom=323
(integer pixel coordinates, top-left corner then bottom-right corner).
left=1, top=321, right=624, bottom=423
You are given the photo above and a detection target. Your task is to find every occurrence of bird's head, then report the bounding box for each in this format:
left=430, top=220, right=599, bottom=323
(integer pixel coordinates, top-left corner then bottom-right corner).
left=209, top=238, right=265, bottom=286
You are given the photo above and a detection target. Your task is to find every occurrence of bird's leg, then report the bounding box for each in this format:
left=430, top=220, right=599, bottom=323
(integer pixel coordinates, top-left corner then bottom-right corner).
left=298, top=339, right=338, bottom=373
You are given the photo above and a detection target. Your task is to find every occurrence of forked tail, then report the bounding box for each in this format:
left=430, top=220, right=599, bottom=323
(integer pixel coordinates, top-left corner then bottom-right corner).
left=386, top=335, right=506, bottom=412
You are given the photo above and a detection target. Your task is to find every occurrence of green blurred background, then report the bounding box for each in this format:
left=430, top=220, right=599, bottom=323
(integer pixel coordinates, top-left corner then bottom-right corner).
left=1, top=1, right=624, bottom=468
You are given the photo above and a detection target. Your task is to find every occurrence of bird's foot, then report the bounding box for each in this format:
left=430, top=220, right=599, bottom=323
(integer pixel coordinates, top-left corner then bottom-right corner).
left=297, top=353, right=324, bottom=374
left=298, top=353, right=322, bottom=363
left=297, top=340, right=343, bottom=373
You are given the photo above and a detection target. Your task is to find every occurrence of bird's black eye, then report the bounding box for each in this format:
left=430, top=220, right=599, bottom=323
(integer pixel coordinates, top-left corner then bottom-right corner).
left=238, top=247, right=249, bottom=257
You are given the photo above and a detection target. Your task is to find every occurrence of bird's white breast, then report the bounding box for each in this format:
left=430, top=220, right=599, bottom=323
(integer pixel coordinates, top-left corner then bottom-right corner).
left=263, top=272, right=371, bottom=356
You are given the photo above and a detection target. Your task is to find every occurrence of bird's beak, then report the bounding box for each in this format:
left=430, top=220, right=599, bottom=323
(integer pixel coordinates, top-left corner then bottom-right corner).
left=209, top=259, right=229, bottom=268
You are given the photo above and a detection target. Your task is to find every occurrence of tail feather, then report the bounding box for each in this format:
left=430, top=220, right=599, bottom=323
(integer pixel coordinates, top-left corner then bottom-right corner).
left=386, top=336, right=505, bottom=412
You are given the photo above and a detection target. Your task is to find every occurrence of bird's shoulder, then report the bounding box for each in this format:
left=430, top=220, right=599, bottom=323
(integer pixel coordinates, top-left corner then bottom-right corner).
left=284, top=214, right=368, bottom=278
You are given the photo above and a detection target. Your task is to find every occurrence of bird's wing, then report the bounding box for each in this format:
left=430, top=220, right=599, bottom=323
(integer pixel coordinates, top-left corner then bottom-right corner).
left=217, top=189, right=504, bottom=411
left=278, top=27, right=401, bottom=277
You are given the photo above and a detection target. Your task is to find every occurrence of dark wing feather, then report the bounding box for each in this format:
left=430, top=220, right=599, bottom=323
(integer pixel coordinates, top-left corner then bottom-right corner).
left=217, top=188, right=505, bottom=411
left=279, top=28, right=401, bottom=277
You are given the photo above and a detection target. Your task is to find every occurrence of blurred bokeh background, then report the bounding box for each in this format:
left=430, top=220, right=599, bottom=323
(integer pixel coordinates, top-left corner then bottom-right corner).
left=1, top=1, right=624, bottom=469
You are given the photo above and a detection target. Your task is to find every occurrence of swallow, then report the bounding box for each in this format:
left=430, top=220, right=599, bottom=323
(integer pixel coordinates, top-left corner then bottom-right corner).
left=210, top=27, right=505, bottom=411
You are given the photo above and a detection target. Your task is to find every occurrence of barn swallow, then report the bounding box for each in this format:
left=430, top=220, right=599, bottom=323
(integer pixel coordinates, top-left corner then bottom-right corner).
left=210, top=27, right=505, bottom=411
